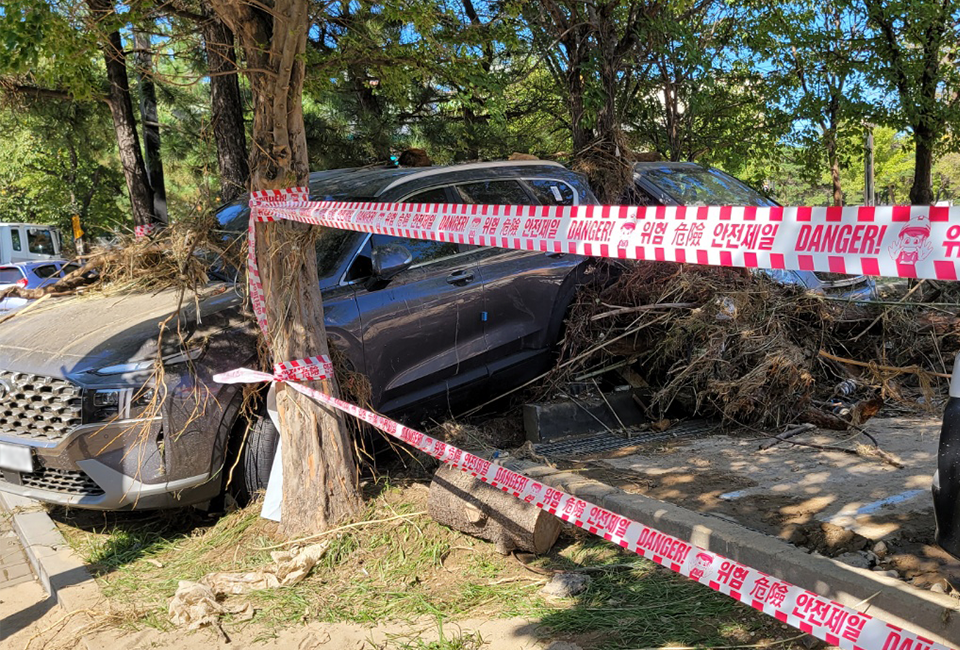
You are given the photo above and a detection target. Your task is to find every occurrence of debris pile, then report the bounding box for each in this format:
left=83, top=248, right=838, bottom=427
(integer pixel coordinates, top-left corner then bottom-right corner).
left=0, top=214, right=236, bottom=302
left=545, top=261, right=960, bottom=430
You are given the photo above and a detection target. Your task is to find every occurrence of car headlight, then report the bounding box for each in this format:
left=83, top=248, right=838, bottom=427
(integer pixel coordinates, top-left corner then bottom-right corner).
left=88, top=386, right=158, bottom=422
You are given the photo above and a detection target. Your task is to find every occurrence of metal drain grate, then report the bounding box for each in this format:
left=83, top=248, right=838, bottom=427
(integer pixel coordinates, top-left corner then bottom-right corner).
left=533, top=419, right=718, bottom=458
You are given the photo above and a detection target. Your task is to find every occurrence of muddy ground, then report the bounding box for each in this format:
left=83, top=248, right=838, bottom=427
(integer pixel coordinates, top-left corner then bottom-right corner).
left=546, top=413, right=960, bottom=591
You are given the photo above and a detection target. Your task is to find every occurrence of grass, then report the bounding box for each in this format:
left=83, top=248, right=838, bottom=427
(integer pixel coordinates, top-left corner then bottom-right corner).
left=53, top=481, right=804, bottom=650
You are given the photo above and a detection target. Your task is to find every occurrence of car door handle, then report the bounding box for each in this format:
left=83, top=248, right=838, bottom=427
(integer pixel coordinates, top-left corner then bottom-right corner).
left=446, top=270, right=474, bottom=285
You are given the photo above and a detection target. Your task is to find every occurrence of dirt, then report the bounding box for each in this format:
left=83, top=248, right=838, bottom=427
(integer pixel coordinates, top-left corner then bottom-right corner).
left=553, top=414, right=960, bottom=592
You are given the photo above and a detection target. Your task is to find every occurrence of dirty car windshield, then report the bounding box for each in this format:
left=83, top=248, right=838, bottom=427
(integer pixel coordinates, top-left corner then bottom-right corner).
left=641, top=167, right=777, bottom=207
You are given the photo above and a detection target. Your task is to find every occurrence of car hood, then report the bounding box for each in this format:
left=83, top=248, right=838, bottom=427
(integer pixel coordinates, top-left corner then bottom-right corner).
left=0, top=284, right=241, bottom=382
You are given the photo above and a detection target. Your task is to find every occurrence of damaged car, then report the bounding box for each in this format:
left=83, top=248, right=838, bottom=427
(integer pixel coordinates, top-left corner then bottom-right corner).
left=0, top=160, right=597, bottom=510
left=624, top=161, right=878, bottom=301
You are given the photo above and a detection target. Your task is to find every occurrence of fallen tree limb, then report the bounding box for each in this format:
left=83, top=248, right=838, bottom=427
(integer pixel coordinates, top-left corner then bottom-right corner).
left=0, top=293, right=51, bottom=325
left=759, top=423, right=817, bottom=450
left=590, top=302, right=698, bottom=321
left=818, top=350, right=951, bottom=380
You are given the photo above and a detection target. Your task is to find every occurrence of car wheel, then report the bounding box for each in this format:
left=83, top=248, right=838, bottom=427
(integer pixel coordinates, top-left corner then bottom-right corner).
left=231, top=410, right=280, bottom=504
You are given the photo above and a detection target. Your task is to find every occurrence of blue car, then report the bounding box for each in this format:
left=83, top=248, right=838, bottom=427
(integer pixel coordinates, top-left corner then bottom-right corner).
left=0, top=260, right=81, bottom=312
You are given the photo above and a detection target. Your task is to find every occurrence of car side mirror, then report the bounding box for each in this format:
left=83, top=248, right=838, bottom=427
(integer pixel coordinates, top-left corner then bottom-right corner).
left=371, top=243, right=413, bottom=282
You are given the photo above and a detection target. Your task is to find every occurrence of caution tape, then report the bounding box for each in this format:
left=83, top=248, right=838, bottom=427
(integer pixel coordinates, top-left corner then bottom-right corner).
left=222, top=187, right=956, bottom=650
left=250, top=193, right=960, bottom=282
left=214, top=365, right=949, bottom=650
left=134, top=223, right=159, bottom=239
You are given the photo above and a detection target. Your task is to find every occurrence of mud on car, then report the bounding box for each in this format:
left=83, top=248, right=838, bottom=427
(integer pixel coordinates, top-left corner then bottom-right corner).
left=0, top=161, right=598, bottom=510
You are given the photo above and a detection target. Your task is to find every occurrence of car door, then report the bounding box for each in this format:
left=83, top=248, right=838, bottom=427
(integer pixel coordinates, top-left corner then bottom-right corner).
left=455, top=178, right=588, bottom=366
left=350, top=186, right=488, bottom=414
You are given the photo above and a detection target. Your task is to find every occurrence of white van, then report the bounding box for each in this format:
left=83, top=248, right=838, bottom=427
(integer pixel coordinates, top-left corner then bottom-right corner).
left=0, top=224, right=62, bottom=264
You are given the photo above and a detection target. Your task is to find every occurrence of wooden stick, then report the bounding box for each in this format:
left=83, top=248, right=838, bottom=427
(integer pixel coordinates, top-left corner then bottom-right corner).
left=759, top=423, right=816, bottom=450
left=590, top=301, right=698, bottom=321
left=0, top=293, right=50, bottom=325
left=818, top=350, right=951, bottom=379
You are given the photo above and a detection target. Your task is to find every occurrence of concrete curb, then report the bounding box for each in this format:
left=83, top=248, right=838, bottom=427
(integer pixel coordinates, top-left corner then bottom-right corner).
left=0, top=491, right=102, bottom=616
left=511, top=461, right=960, bottom=648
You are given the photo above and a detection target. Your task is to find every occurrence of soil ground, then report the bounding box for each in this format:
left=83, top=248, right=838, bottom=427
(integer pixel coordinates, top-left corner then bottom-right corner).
left=556, top=413, right=959, bottom=590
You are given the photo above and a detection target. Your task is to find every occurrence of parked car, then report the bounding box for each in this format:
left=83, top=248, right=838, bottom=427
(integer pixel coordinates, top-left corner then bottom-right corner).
left=0, top=224, right=63, bottom=264
left=624, top=162, right=878, bottom=301
left=935, top=356, right=960, bottom=563
left=0, top=160, right=597, bottom=510
left=0, top=260, right=83, bottom=312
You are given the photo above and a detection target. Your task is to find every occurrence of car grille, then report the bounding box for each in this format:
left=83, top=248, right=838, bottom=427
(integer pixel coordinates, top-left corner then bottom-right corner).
left=0, top=371, right=83, bottom=442
left=18, top=466, right=103, bottom=496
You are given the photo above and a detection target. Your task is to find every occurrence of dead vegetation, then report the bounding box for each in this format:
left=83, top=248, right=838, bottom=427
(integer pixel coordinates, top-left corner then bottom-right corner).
left=544, top=261, right=960, bottom=432
left=0, top=215, right=240, bottom=304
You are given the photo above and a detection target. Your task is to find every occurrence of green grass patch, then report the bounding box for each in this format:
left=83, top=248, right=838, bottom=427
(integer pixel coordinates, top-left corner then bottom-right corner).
left=53, top=482, right=802, bottom=649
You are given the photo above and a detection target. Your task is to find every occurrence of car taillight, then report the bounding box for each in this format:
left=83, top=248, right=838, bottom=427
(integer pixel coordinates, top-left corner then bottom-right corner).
left=16, top=278, right=27, bottom=289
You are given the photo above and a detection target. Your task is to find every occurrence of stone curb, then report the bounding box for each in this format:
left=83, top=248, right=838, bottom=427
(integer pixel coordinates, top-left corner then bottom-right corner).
left=0, top=491, right=102, bottom=618
left=508, top=461, right=960, bottom=647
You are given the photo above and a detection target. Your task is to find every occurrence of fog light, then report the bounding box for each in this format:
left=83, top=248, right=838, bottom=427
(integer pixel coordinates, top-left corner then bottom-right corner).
left=93, top=390, right=120, bottom=408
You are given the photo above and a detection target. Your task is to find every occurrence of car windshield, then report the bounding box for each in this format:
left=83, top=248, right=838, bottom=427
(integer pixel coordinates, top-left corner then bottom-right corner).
left=214, top=204, right=357, bottom=280
left=640, top=167, right=777, bottom=207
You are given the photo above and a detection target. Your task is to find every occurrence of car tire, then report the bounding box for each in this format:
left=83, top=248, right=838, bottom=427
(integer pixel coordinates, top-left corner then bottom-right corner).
left=232, top=410, right=280, bottom=503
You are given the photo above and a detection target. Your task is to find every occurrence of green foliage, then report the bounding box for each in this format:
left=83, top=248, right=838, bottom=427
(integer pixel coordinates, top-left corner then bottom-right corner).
left=0, top=101, right=126, bottom=238
left=624, top=0, right=788, bottom=176
left=2, top=0, right=959, bottom=220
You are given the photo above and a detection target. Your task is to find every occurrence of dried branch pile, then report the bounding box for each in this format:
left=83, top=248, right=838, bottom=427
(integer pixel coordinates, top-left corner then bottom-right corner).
left=547, top=262, right=960, bottom=429
left=0, top=215, right=239, bottom=303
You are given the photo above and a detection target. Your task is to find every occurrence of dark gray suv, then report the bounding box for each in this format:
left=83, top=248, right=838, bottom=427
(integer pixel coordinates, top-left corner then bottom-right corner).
left=0, top=161, right=597, bottom=510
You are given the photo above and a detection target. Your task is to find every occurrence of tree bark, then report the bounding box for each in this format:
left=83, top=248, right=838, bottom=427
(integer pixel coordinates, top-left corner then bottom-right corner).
left=826, top=133, right=842, bottom=206
left=201, top=5, right=250, bottom=203
left=86, top=0, right=159, bottom=229
left=428, top=464, right=561, bottom=555
left=134, top=28, right=168, bottom=223
left=209, top=0, right=362, bottom=537
left=911, top=126, right=936, bottom=205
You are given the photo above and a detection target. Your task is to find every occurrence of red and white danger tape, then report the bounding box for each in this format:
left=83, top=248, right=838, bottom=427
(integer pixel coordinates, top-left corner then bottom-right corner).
left=250, top=196, right=960, bottom=281
left=134, top=223, right=159, bottom=239
left=222, top=188, right=958, bottom=650
left=214, top=366, right=948, bottom=650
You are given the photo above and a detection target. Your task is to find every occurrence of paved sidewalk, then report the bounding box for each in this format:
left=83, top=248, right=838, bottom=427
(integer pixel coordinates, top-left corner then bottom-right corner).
left=0, top=514, right=32, bottom=589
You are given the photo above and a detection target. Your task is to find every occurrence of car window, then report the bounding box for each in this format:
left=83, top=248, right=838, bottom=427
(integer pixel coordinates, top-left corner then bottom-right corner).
left=33, top=264, right=59, bottom=279
left=371, top=234, right=457, bottom=267
left=455, top=180, right=532, bottom=205
left=27, top=228, right=56, bottom=255
left=0, top=267, right=23, bottom=284
left=638, top=167, right=777, bottom=207
left=404, top=187, right=449, bottom=203
left=61, top=263, right=79, bottom=276
left=10, top=230, right=21, bottom=252
left=622, top=181, right=659, bottom=206
left=316, top=229, right=357, bottom=276
left=525, top=179, right=576, bottom=206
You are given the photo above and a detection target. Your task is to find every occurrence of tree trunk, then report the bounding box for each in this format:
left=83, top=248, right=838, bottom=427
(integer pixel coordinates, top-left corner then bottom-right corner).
left=134, top=28, right=168, bottom=223
left=826, top=134, right=842, bottom=206
left=86, top=0, right=159, bottom=229
left=911, top=127, right=936, bottom=205
left=210, top=0, right=362, bottom=537
left=201, top=6, right=250, bottom=203
left=428, top=464, right=561, bottom=555
left=568, top=63, right=591, bottom=153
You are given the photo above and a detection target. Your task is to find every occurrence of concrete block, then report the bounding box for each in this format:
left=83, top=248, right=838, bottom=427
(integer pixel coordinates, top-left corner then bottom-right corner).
left=524, top=391, right=645, bottom=442
left=513, top=467, right=960, bottom=647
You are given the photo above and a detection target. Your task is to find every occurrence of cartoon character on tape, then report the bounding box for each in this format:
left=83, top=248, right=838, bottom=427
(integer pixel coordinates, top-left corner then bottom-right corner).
left=689, top=552, right=715, bottom=581
left=617, top=220, right=637, bottom=251
left=889, top=215, right=933, bottom=265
